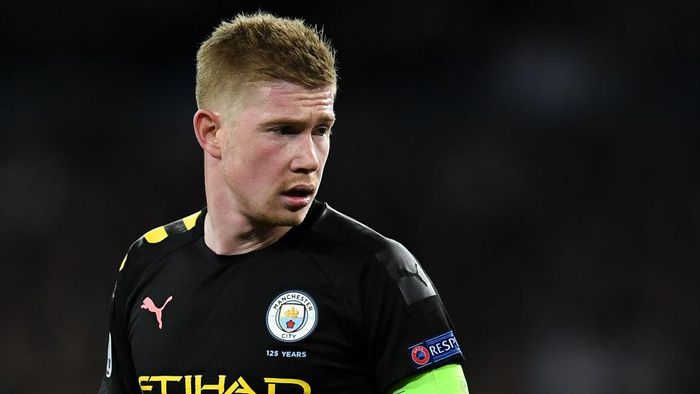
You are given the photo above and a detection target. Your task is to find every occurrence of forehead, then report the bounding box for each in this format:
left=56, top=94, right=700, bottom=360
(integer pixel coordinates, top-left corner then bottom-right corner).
left=239, top=81, right=336, bottom=119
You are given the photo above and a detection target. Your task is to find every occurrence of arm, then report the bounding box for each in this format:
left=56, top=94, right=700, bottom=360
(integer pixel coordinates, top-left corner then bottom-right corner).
left=391, top=364, right=469, bottom=394
left=362, top=240, right=466, bottom=392
left=98, top=254, right=140, bottom=393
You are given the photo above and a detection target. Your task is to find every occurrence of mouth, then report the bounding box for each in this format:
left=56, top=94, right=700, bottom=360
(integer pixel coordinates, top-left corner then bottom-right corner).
left=282, top=184, right=315, bottom=198
left=280, top=184, right=315, bottom=210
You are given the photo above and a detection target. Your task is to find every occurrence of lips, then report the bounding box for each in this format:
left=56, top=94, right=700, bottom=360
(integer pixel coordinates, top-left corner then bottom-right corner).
left=282, top=184, right=314, bottom=197
left=281, top=184, right=315, bottom=210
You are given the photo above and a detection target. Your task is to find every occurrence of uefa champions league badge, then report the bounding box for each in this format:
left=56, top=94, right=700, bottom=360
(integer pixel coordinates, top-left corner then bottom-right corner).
left=407, top=330, right=462, bottom=369
left=266, top=290, right=318, bottom=342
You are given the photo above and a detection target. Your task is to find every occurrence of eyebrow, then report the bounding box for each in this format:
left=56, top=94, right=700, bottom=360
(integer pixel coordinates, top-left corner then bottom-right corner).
left=261, top=114, right=336, bottom=127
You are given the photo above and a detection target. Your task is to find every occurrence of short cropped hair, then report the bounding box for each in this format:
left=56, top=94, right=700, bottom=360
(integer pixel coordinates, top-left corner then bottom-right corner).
left=195, top=12, right=337, bottom=111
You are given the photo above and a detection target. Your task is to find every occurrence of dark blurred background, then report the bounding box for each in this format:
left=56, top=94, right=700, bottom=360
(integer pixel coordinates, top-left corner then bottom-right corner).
left=1, top=1, right=698, bottom=393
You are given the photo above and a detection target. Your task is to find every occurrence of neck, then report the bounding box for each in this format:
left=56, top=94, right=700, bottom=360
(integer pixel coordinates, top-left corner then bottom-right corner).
left=203, top=209, right=290, bottom=255
left=202, top=157, right=291, bottom=256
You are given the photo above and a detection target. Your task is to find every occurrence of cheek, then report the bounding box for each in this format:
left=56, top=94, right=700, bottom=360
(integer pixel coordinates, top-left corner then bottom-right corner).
left=221, top=137, right=263, bottom=184
left=239, top=142, right=287, bottom=180
left=318, top=141, right=331, bottom=169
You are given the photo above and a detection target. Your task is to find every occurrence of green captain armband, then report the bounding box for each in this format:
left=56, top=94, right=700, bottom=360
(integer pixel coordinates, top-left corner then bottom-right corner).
left=390, top=364, right=469, bottom=394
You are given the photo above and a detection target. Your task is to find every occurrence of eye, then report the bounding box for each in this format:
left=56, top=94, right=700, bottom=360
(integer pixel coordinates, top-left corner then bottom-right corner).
left=269, top=125, right=298, bottom=135
left=313, top=126, right=332, bottom=136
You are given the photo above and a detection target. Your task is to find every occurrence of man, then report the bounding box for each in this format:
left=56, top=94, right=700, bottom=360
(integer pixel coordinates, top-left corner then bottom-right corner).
left=99, top=12, right=468, bottom=393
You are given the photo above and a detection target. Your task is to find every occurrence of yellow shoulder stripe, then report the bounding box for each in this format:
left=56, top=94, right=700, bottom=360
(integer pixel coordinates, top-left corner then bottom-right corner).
left=182, top=211, right=201, bottom=230
left=118, top=253, right=128, bottom=272
left=120, top=211, right=202, bottom=271
left=144, top=226, right=168, bottom=244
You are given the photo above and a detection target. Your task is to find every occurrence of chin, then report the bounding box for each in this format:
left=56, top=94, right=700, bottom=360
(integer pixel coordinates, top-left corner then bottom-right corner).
left=257, top=209, right=308, bottom=227
left=280, top=217, right=305, bottom=226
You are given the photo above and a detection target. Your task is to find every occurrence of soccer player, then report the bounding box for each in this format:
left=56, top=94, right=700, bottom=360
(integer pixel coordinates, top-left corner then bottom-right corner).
left=99, top=12, right=468, bottom=394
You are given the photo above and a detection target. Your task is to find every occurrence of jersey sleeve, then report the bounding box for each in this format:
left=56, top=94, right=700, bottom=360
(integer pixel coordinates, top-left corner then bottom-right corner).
left=362, top=239, right=464, bottom=393
left=98, top=254, right=140, bottom=394
left=390, top=364, right=469, bottom=393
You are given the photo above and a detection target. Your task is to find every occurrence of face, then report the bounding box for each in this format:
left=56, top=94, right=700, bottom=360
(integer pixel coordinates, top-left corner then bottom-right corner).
left=217, top=80, right=335, bottom=227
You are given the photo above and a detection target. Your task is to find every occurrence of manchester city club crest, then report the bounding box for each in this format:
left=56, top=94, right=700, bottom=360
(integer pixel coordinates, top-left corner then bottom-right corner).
left=266, top=290, right=318, bottom=342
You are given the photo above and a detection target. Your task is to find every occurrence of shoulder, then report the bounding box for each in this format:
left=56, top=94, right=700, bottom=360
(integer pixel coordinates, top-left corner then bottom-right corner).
left=305, top=203, right=388, bottom=252
left=117, top=210, right=203, bottom=275
left=303, top=203, right=436, bottom=303
left=303, top=202, right=412, bottom=260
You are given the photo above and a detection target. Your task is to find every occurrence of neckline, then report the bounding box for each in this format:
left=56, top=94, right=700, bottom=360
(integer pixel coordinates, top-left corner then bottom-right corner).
left=192, top=200, right=326, bottom=261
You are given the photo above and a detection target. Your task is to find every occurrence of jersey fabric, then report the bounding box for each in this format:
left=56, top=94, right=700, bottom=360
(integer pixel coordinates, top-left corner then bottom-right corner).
left=390, top=364, right=469, bottom=393
left=99, top=200, right=464, bottom=393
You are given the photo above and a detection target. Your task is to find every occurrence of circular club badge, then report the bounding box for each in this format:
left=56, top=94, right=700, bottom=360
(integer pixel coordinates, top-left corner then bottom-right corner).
left=266, top=290, right=318, bottom=342
left=411, top=345, right=431, bottom=366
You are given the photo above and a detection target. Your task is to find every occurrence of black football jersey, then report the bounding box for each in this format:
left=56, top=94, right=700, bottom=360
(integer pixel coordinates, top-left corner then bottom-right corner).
left=98, top=201, right=463, bottom=393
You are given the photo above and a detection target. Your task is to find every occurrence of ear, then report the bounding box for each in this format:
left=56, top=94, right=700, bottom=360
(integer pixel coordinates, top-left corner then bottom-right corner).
left=193, top=109, right=224, bottom=159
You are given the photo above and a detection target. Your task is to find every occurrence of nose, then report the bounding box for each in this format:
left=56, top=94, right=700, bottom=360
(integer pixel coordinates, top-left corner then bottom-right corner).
left=290, top=133, right=320, bottom=174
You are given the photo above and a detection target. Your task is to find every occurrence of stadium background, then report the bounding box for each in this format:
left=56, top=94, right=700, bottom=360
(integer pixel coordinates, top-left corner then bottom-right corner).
left=1, top=1, right=697, bottom=393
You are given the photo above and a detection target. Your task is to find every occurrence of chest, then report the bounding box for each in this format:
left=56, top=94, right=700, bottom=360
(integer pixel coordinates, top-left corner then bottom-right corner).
left=127, top=248, right=374, bottom=393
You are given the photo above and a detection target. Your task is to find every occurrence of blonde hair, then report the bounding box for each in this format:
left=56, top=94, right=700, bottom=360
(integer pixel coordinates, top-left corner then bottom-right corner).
left=195, top=12, right=337, bottom=111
